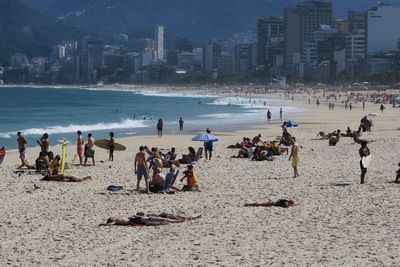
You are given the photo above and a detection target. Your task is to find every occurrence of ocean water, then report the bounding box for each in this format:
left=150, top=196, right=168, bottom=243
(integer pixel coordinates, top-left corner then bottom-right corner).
left=0, top=86, right=299, bottom=150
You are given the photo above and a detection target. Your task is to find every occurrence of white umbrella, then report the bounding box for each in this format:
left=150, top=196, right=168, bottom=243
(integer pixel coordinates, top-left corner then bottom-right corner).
left=192, top=133, right=219, bottom=142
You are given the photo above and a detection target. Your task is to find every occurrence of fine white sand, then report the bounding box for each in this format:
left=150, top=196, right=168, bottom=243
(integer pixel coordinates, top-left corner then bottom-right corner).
left=1, top=93, right=400, bottom=266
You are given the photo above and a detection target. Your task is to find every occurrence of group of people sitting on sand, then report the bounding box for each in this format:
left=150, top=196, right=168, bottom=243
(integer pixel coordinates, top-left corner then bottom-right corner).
left=15, top=132, right=92, bottom=182
left=317, top=121, right=374, bottom=146
left=230, top=133, right=288, bottom=161
left=135, top=146, right=200, bottom=194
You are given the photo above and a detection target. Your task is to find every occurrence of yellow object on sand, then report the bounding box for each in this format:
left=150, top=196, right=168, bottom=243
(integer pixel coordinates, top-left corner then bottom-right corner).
left=61, top=140, right=67, bottom=173
left=292, top=155, right=300, bottom=167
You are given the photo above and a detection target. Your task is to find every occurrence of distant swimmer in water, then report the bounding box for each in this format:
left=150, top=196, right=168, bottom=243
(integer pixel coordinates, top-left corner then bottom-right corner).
left=197, top=101, right=202, bottom=104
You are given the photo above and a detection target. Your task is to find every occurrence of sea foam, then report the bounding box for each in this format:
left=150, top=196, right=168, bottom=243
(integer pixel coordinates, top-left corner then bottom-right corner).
left=0, top=119, right=148, bottom=138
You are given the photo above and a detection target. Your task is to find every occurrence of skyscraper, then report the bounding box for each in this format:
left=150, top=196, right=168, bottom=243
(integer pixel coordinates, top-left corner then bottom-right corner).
left=284, top=1, right=333, bottom=76
left=203, top=40, right=223, bottom=75
left=257, top=17, right=283, bottom=67
left=367, top=3, right=400, bottom=54
left=155, top=25, right=165, bottom=61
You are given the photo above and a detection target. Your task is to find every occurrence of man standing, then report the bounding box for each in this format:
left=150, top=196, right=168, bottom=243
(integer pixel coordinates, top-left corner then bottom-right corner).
left=17, top=132, right=32, bottom=169
left=179, top=117, right=184, bottom=131
left=157, top=119, right=163, bottom=137
left=279, top=108, right=283, bottom=121
left=267, top=110, right=272, bottom=122
left=84, top=133, right=95, bottom=166
left=204, top=128, right=214, bottom=160
left=362, top=101, right=365, bottom=111
left=37, top=133, right=49, bottom=154
left=135, top=146, right=150, bottom=193
left=288, top=137, right=300, bottom=178
left=359, top=141, right=370, bottom=184
left=349, top=103, right=352, bottom=111
left=76, top=131, right=85, bottom=165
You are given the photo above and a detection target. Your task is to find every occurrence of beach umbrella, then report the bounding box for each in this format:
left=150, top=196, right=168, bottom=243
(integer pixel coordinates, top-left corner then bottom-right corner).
left=368, top=113, right=379, bottom=117
left=192, top=133, right=219, bottom=142
left=286, top=120, right=299, bottom=127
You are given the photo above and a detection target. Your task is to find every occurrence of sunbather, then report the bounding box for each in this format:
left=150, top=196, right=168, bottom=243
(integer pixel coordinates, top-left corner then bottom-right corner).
left=100, top=213, right=201, bottom=226
left=41, top=173, right=91, bottom=182
left=245, top=199, right=295, bottom=208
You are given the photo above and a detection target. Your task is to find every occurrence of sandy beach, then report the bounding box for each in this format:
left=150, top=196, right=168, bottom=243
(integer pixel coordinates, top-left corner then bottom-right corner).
left=1, top=91, right=400, bottom=266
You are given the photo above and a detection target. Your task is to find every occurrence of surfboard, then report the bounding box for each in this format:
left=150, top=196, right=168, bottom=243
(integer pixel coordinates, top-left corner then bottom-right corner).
left=94, top=140, right=126, bottom=151
left=0, top=148, right=6, bottom=166
left=61, top=140, right=67, bottom=173
left=362, top=155, right=372, bottom=168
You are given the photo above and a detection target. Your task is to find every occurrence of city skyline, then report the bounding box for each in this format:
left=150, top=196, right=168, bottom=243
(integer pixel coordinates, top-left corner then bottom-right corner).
left=2, top=0, right=400, bottom=85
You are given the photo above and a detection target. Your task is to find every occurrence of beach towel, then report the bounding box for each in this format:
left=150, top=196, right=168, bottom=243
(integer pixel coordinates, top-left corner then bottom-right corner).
left=0, top=148, right=5, bottom=166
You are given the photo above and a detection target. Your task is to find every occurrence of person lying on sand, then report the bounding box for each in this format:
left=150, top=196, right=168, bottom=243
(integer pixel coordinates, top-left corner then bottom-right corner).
left=245, top=199, right=295, bottom=208
left=41, top=173, right=91, bottom=182
left=100, top=213, right=201, bottom=226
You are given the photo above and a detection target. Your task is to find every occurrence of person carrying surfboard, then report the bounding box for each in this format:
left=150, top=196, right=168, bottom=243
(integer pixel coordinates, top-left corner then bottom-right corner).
left=359, top=141, right=371, bottom=184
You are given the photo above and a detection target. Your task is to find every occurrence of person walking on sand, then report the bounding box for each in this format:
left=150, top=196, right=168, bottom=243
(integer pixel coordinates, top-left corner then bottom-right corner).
left=84, top=133, right=95, bottom=166
left=349, top=103, right=352, bottom=111
left=359, top=141, right=370, bottom=184
left=279, top=108, right=283, bottom=121
left=179, top=117, right=184, bottom=131
left=135, top=146, right=150, bottom=193
left=362, top=101, right=365, bottom=111
left=108, top=132, right=115, bottom=161
left=380, top=103, right=385, bottom=113
left=76, top=131, right=85, bottom=165
left=288, top=137, right=300, bottom=178
left=267, top=109, right=272, bottom=122
left=157, top=118, right=163, bottom=137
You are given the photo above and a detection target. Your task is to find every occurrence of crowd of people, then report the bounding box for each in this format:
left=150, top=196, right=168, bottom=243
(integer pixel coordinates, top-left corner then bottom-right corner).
left=229, top=122, right=300, bottom=178
left=134, top=145, right=200, bottom=194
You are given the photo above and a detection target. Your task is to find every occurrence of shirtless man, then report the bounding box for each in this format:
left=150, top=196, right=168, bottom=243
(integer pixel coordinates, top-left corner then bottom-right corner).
left=37, top=133, right=49, bottom=154
left=359, top=141, right=370, bottom=184
left=252, top=134, right=262, bottom=145
left=288, top=137, right=300, bottom=178
left=16, top=132, right=34, bottom=169
left=84, top=133, right=95, bottom=166
left=135, top=146, right=150, bottom=193
left=76, top=131, right=85, bottom=165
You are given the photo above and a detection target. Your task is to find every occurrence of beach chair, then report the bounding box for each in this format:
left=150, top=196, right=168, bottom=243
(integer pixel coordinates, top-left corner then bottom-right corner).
left=193, top=147, right=203, bottom=163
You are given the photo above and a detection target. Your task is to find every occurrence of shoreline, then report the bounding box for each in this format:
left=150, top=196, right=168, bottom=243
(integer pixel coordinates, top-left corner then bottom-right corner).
left=2, top=85, right=400, bottom=266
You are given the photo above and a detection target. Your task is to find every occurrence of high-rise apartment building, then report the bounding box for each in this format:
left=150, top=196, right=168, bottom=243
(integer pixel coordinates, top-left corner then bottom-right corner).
left=155, top=25, right=165, bottom=61
left=257, top=17, right=284, bottom=67
left=203, top=40, right=223, bottom=75
left=284, top=0, right=333, bottom=76
left=11, top=53, right=29, bottom=68
left=235, top=43, right=257, bottom=78
left=367, top=3, right=400, bottom=54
